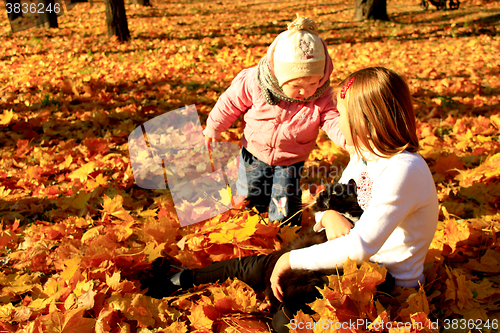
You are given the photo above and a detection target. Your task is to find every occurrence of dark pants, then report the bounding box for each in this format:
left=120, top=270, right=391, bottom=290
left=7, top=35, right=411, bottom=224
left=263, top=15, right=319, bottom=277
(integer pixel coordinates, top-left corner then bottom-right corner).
left=236, top=147, right=304, bottom=226
left=182, top=254, right=274, bottom=289
left=181, top=254, right=291, bottom=333
left=180, top=255, right=395, bottom=333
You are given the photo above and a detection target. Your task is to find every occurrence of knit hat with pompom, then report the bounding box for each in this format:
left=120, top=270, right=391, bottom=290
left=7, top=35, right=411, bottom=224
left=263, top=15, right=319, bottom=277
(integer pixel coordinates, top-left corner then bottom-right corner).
left=273, top=15, right=326, bottom=86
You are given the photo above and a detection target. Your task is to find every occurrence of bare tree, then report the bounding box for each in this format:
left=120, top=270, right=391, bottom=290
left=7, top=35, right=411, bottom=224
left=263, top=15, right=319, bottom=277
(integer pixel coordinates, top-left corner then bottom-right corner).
left=104, top=0, right=130, bottom=41
left=37, top=0, right=59, bottom=28
left=6, top=0, right=23, bottom=21
left=132, top=0, right=150, bottom=6
left=354, top=0, right=389, bottom=21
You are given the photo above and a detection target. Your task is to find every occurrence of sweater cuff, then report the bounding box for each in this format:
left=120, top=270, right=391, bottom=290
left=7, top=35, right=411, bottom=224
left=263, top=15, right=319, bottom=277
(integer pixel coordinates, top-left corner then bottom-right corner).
left=313, top=211, right=327, bottom=232
left=203, top=127, right=222, bottom=140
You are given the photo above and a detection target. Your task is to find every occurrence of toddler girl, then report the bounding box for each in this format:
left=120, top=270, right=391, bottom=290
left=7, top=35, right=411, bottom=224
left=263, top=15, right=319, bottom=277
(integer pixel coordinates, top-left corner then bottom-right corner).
left=204, top=15, right=345, bottom=226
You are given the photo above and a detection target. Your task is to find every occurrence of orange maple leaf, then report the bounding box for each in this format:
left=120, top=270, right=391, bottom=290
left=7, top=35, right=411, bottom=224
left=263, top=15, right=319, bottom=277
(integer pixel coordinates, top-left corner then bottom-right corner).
left=444, top=266, right=475, bottom=311
left=160, top=321, right=189, bottom=333
left=444, top=219, right=471, bottom=253
left=397, top=286, right=430, bottom=321
left=44, top=308, right=96, bottom=333
left=465, top=249, right=500, bottom=273
left=126, top=294, right=160, bottom=328
left=289, top=310, right=315, bottom=333
left=433, top=153, right=464, bottom=176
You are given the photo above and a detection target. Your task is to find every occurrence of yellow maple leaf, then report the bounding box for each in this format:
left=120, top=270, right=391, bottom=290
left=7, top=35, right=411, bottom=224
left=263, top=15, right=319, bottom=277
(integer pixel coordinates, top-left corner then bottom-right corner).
left=77, top=289, right=96, bottom=311
left=1, top=273, right=37, bottom=294
left=369, top=307, right=390, bottom=332
left=0, top=109, right=15, bottom=125
left=107, top=293, right=132, bottom=313
left=0, top=186, right=11, bottom=199
left=106, top=271, right=121, bottom=291
left=208, top=215, right=258, bottom=244
left=59, top=155, right=73, bottom=171
left=102, top=194, right=134, bottom=222
left=218, top=186, right=232, bottom=207
left=0, top=303, right=15, bottom=322
left=81, top=226, right=103, bottom=245
left=70, top=191, right=92, bottom=210
left=491, top=114, right=500, bottom=130
left=69, top=161, right=98, bottom=182
left=114, top=220, right=135, bottom=242
left=418, top=136, right=442, bottom=160
left=60, top=257, right=81, bottom=282
left=143, top=242, right=165, bottom=262
left=188, top=302, right=213, bottom=330
left=86, top=173, right=108, bottom=191
left=456, top=153, right=500, bottom=187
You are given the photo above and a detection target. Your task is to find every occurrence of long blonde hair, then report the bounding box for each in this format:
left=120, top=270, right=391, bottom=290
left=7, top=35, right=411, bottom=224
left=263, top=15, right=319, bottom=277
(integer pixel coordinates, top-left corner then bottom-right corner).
left=339, top=67, right=419, bottom=158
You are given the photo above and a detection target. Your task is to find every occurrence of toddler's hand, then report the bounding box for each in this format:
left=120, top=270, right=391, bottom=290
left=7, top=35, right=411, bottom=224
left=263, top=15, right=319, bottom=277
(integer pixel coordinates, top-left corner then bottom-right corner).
left=320, top=210, right=353, bottom=240
left=205, top=135, right=215, bottom=153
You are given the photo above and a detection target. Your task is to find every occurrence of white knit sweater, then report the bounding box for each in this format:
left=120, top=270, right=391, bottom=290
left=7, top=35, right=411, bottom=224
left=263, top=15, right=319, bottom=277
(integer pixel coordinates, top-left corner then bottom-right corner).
left=289, top=150, right=439, bottom=287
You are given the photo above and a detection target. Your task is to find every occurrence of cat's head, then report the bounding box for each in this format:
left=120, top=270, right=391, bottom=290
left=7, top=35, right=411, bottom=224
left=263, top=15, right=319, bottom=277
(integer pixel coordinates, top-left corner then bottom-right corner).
left=312, top=179, right=362, bottom=216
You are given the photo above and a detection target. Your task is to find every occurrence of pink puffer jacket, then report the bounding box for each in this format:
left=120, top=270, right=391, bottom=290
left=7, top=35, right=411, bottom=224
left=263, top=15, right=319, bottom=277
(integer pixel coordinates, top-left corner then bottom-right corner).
left=203, top=40, right=345, bottom=166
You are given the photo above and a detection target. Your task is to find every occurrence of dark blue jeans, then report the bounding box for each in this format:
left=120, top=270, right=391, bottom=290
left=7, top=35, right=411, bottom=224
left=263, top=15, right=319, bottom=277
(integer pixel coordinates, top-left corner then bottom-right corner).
left=236, top=147, right=304, bottom=226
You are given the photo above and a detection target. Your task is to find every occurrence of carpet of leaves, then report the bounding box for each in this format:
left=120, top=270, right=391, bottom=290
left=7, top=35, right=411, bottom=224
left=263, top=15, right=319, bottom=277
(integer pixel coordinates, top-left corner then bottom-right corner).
left=1, top=0, right=500, bottom=331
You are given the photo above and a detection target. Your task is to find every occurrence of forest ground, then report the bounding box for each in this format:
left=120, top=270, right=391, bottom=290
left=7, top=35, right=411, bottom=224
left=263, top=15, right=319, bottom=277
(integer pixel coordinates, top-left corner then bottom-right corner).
left=1, top=0, right=500, bottom=331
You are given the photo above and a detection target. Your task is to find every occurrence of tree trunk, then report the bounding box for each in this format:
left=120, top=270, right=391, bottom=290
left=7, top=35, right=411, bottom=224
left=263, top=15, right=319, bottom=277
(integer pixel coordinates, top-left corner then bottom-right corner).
left=354, top=0, right=389, bottom=21
left=132, top=0, right=150, bottom=6
left=37, top=0, right=59, bottom=28
left=104, top=0, right=131, bottom=41
left=6, top=0, right=23, bottom=21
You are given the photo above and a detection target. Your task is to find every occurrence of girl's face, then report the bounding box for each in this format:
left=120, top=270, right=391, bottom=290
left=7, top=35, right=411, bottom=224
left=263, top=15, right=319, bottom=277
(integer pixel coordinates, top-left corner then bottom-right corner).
left=336, top=94, right=353, bottom=147
left=282, top=76, right=322, bottom=100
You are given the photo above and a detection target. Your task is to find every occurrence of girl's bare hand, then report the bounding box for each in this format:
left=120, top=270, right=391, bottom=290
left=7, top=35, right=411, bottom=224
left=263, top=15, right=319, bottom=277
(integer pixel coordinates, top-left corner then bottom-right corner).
left=270, top=252, right=291, bottom=302
left=320, top=210, right=353, bottom=240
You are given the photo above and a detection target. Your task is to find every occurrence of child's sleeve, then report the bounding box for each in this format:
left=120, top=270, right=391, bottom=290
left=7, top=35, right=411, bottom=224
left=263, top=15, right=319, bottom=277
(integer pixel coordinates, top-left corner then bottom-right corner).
left=203, top=68, right=256, bottom=139
left=319, top=100, right=346, bottom=149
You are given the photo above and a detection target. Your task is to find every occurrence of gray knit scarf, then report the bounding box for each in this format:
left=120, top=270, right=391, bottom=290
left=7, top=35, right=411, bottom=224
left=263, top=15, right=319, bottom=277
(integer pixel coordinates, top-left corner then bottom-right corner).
left=257, top=56, right=330, bottom=105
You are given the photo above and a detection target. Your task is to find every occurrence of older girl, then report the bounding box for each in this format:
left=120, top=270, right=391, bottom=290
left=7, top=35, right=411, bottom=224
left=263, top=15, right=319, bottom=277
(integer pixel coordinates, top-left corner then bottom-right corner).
left=271, top=66, right=439, bottom=304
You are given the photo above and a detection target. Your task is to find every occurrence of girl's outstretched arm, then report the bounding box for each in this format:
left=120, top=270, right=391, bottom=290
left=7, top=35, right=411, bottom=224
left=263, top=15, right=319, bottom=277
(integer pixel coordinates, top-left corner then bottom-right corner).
left=270, top=252, right=291, bottom=302
left=320, top=102, right=347, bottom=149
left=319, top=210, right=353, bottom=240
